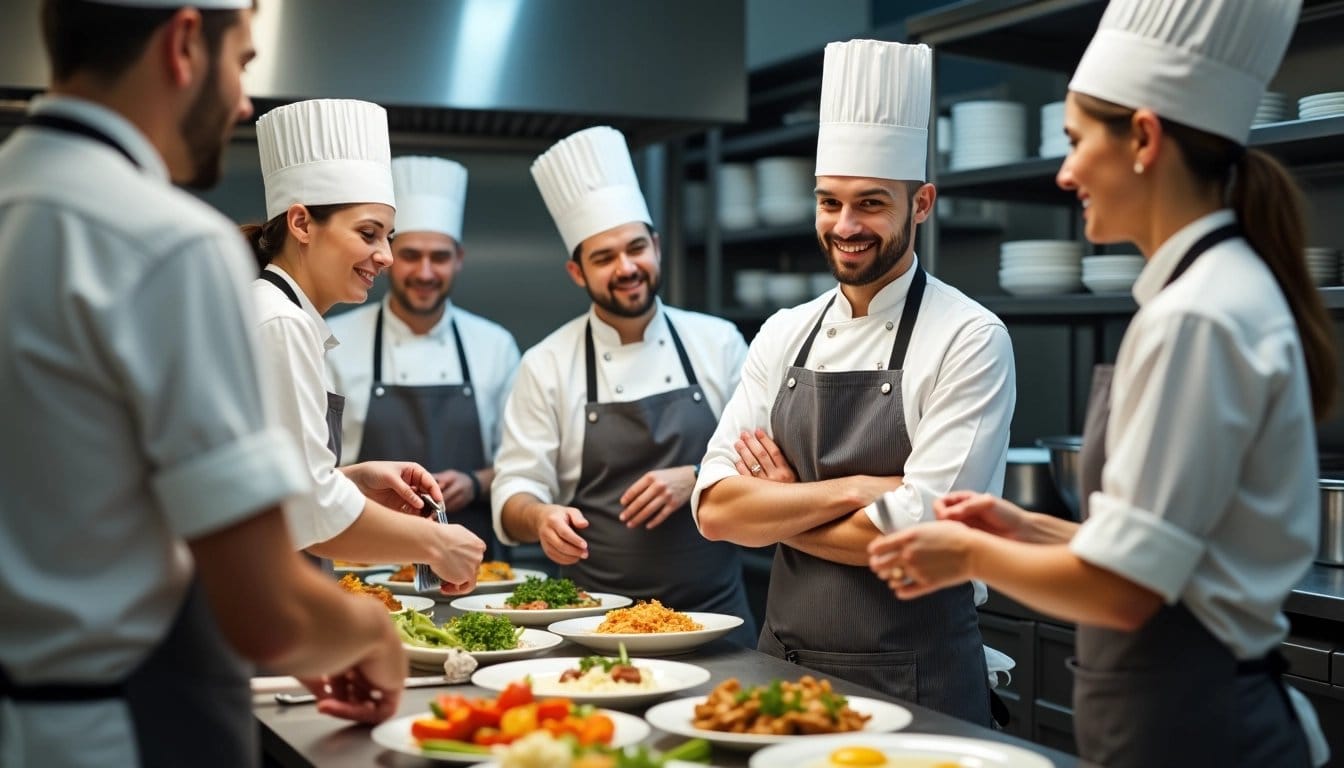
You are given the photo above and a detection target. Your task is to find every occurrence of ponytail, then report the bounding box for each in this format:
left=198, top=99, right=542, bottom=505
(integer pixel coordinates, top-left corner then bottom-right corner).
left=1231, top=150, right=1338, bottom=420
left=240, top=214, right=287, bottom=274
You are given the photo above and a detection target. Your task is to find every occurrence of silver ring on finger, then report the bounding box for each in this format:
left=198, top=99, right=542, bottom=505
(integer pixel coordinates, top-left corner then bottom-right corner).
left=749, top=463, right=763, bottom=474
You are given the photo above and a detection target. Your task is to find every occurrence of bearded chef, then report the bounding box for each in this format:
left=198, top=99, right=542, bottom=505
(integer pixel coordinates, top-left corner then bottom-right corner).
left=492, top=126, right=756, bottom=645
left=327, top=156, right=521, bottom=555
left=692, top=40, right=1016, bottom=723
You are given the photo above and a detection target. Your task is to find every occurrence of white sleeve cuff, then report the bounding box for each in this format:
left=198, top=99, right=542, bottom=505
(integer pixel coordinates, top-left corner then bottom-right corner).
left=864, top=484, right=928, bottom=533
left=153, top=427, right=310, bottom=540
left=1070, top=491, right=1206, bottom=603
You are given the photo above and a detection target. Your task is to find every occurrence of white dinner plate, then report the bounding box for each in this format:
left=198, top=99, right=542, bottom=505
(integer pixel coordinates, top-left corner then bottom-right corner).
left=369, top=568, right=550, bottom=597
left=333, top=562, right=397, bottom=576
left=644, top=694, right=912, bottom=752
left=371, top=707, right=649, bottom=763
left=392, top=595, right=436, bottom=614
left=403, top=627, right=563, bottom=668
left=471, top=656, right=712, bottom=707
left=749, top=732, right=1053, bottom=767
left=449, top=592, right=631, bottom=626
left=546, top=612, right=745, bottom=656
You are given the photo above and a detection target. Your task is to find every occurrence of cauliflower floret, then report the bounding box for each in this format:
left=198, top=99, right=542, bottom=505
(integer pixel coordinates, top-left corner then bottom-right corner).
left=441, top=648, right=478, bottom=683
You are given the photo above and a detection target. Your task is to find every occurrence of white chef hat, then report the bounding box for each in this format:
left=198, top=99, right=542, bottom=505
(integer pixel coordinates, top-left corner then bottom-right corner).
left=256, top=99, right=396, bottom=220
left=816, top=39, right=932, bottom=181
left=84, top=0, right=249, bottom=7
left=391, top=156, right=468, bottom=242
left=1070, top=0, right=1300, bottom=145
left=531, top=126, right=651, bottom=256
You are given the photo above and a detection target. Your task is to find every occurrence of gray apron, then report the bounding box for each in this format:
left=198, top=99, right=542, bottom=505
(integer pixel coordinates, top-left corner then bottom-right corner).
left=259, top=269, right=344, bottom=574
left=1071, top=224, right=1309, bottom=768
left=356, top=307, right=495, bottom=555
left=759, top=268, right=991, bottom=725
left=0, top=113, right=255, bottom=767
left=565, top=316, right=756, bottom=647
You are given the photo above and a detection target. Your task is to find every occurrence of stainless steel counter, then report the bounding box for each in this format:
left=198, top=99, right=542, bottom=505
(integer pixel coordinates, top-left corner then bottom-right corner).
left=254, top=641, right=1079, bottom=767
left=1285, top=563, right=1344, bottom=622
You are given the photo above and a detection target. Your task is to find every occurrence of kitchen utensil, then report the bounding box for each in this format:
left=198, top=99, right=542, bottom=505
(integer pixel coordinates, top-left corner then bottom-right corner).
left=1003, top=448, right=1073, bottom=520
left=414, top=493, right=449, bottom=593
left=1036, top=435, right=1083, bottom=519
left=1318, top=478, right=1344, bottom=566
left=273, top=673, right=462, bottom=705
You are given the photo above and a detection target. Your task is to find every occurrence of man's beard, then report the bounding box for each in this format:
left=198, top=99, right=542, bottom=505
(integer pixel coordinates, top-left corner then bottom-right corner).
left=390, top=280, right=450, bottom=317
left=590, top=270, right=659, bottom=318
left=178, top=59, right=232, bottom=190
left=820, top=208, right=914, bottom=286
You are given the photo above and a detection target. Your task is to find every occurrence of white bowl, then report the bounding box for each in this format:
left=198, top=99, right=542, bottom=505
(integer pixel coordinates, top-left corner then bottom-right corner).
left=546, top=612, right=745, bottom=656
left=765, top=274, right=809, bottom=305
left=1083, top=275, right=1137, bottom=294
left=719, top=163, right=755, bottom=203
left=718, top=203, right=758, bottom=231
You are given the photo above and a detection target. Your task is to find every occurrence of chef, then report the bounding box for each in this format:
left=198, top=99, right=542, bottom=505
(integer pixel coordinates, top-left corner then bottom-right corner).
left=0, top=3, right=407, bottom=767
left=327, top=156, right=521, bottom=556
left=692, top=40, right=1015, bottom=723
left=493, top=126, right=755, bottom=645
left=868, top=1, right=1332, bottom=765
left=247, top=100, right=484, bottom=586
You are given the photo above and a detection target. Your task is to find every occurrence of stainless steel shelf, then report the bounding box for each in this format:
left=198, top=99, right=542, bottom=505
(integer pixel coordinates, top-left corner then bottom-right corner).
left=684, top=122, right=817, bottom=165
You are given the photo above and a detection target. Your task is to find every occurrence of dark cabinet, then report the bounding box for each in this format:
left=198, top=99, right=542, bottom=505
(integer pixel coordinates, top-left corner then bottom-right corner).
left=979, top=598, right=1077, bottom=753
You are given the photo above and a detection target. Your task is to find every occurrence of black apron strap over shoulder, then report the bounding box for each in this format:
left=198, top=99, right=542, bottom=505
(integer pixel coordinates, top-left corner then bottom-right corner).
left=257, top=269, right=302, bottom=306
left=372, top=306, right=474, bottom=387
left=585, top=315, right=700, bottom=403
left=26, top=113, right=139, bottom=168
left=790, top=266, right=927, bottom=371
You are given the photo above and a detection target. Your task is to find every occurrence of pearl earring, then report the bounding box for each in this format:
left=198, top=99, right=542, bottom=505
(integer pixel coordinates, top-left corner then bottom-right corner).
left=1134, top=162, right=1145, bottom=175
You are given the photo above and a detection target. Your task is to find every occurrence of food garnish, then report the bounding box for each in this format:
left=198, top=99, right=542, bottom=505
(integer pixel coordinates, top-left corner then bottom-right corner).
left=394, top=610, right=522, bottom=651
left=503, top=577, right=600, bottom=609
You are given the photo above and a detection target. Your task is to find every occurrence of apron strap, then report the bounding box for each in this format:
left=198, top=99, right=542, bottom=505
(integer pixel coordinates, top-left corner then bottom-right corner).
left=790, top=266, right=928, bottom=371
left=372, top=306, right=474, bottom=387
left=0, top=665, right=124, bottom=702
left=585, top=315, right=699, bottom=404
left=25, top=113, right=139, bottom=169
left=889, top=266, right=927, bottom=371
left=257, top=269, right=302, bottom=307
left=1163, top=224, right=1241, bottom=288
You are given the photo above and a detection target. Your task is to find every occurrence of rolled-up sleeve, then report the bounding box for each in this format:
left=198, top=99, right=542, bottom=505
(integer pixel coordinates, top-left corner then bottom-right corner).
left=110, top=233, right=310, bottom=539
left=491, top=352, right=565, bottom=545
left=871, top=322, right=1015, bottom=528
left=1070, top=312, right=1267, bottom=602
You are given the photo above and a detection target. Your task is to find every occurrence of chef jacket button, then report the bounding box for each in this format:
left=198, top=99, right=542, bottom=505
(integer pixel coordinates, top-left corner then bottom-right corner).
left=826, top=328, right=837, bottom=338
left=659, top=339, right=666, bottom=346
left=880, top=382, right=892, bottom=395
left=818, top=364, right=826, bottom=371
left=787, top=377, right=796, bottom=389
left=463, top=386, right=473, bottom=397
left=885, top=320, right=894, bottom=331
left=603, top=352, right=612, bottom=362
left=374, top=386, right=385, bottom=397
left=587, top=411, right=598, bottom=423
left=876, top=362, right=885, bottom=370
left=665, top=375, right=672, bottom=383
left=692, top=391, right=702, bottom=402
left=400, top=373, right=407, bottom=381
left=615, top=384, right=624, bottom=394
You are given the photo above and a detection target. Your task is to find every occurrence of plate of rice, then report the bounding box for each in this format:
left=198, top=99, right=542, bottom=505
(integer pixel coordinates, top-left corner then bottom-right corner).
left=547, top=602, right=745, bottom=656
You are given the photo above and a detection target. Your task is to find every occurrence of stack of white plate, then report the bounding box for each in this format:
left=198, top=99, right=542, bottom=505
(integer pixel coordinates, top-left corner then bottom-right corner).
left=734, top=269, right=769, bottom=307
left=999, top=240, right=1083, bottom=296
left=951, top=101, right=1026, bottom=170
left=1082, top=254, right=1144, bottom=294
left=1253, top=91, right=1289, bottom=125
left=1306, top=247, right=1339, bottom=286
left=754, top=156, right=815, bottom=226
left=718, top=163, right=757, bottom=230
left=1039, top=100, right=1069, bottom=158
left=1299, top=92, right=1344, bottom=121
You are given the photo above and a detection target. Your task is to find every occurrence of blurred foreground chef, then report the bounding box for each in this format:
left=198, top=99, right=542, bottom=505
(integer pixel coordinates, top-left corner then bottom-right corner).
left=245, top=100, right=484, bottom=590
left=869, top=1, right=1333, bottom=765
left=327, top=156, right=520, bottom=557
left=493, top=127, right=755, bottom=645
left=0, top=2, right=408, bottom=766
left=693, top=40, right=1015, bottom=723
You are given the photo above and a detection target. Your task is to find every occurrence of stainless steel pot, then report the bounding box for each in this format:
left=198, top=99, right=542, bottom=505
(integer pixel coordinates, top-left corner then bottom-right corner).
left=1318, top=478, right=1344, bottom=567
left=1035, top=435, right=1083, bottom=521
left=1003, top=448, right=1073, bottom=520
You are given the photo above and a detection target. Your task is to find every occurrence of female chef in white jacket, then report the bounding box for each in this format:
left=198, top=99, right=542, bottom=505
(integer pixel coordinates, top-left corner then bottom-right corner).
left=245, top=99, right=484, bottom=589
left=868, top=1, right=1333, bottom=766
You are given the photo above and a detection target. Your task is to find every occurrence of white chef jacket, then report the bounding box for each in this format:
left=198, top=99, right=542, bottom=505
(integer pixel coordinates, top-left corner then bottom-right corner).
left=1071, top=210, right=1318, bottom=660
left=326, top=297, right=521, bottom=464
left=252, top=265, right=367, bottom=549
left=0, top=96, right=309, bottom=767
left=492, top=299, right=748, bottom=545
left=691, top=255, right=1015, bottom=533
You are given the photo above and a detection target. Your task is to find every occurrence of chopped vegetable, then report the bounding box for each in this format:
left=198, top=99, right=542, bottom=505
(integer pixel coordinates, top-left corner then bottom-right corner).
left=394, top=610, right=522, bottom=651
left=504, top=576, right=593, bottom=608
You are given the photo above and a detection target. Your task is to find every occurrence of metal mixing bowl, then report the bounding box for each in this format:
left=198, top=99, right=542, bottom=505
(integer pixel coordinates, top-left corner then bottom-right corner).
left=1035, top=435, right=1083, bottom=520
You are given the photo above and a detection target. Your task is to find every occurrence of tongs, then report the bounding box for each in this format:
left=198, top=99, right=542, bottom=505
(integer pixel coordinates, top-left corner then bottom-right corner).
left=413, top=492, right=449, bottom=593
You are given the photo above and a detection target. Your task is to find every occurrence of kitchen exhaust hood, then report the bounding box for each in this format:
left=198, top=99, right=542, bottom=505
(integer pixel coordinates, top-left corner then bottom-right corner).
left=0, top=0, right=746, bottom=149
